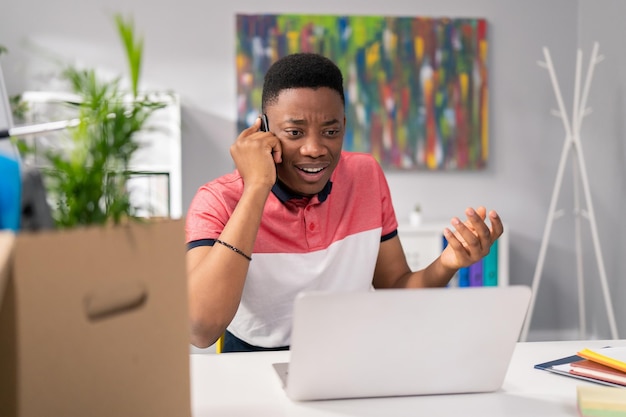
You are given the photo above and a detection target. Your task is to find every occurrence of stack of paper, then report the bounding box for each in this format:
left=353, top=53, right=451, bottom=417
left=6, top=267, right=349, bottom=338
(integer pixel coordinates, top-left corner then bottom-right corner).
left=570, top=360, right=626, bottom=386
left=573, top=348, right=626, bottom=387
left=578, top=348, right=626, bottom=373
left=577, top=385, right=626, bottom=417
left=535, top=346, right=626, bottom=388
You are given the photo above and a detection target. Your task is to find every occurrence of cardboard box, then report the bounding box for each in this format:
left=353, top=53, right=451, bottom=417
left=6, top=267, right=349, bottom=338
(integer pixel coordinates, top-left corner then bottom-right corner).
left=0, top=219, right=191, bottom=417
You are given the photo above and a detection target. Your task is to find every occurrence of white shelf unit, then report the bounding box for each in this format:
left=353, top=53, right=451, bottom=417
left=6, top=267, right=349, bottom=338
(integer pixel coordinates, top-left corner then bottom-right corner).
left=18, top=91, right=182, bottom=219
left=397, top=222, right=509, bottom=287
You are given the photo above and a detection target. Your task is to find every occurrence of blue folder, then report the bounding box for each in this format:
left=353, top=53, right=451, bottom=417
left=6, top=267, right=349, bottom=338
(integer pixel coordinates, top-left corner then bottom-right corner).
left=0, top=153, right=21, bottom=231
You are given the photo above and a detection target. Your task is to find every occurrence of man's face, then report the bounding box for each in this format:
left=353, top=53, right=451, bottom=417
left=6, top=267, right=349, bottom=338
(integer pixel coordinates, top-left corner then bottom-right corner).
left=264, top=87, right=345, bottom=197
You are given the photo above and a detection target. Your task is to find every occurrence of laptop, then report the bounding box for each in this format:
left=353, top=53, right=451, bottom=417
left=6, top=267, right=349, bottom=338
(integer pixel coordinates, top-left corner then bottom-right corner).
left=0, top=62, right=68, bottom=231
left=0, top=62, right=79, bottom=150
left=273, top=285, right=531, bottom=401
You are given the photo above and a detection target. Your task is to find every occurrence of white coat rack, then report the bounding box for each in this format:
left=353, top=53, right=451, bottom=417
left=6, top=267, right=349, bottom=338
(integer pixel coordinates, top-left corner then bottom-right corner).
left=520, top=43, right=619, bottom=342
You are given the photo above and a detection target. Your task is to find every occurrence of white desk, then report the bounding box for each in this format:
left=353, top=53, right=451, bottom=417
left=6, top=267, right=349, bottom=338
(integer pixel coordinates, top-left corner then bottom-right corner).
left=190, top=339, right=625, bottom=416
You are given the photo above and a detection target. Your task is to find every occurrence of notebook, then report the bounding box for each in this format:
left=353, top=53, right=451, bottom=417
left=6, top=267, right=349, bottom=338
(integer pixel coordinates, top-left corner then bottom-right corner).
left=273, top=285, right=531, bottom=401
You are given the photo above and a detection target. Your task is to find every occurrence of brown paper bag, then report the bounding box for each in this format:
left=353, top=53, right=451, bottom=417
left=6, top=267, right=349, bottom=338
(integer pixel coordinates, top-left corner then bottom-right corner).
left=0, top=219, right=191, bottom=417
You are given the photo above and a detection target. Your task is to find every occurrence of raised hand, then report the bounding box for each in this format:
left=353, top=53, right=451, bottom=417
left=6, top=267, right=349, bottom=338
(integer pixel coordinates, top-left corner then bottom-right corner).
left=440, top=207, right=503, bottom=270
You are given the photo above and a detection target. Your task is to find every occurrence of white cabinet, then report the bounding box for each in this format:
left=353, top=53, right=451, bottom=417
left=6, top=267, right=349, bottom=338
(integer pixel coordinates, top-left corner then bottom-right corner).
left=397, top=222, right=509, bottom=287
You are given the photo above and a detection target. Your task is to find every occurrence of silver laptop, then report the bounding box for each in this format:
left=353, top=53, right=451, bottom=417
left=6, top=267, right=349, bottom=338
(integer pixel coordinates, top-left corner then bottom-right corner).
left=273, top=285, right=531, bottom=401
left=0, top=63, right=67, bottom=231
left=0, top=62, right=78, bottom=150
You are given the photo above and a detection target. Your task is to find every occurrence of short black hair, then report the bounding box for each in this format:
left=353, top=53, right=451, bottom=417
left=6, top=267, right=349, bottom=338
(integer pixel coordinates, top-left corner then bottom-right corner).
left=261, top=53, right=345, bottom=111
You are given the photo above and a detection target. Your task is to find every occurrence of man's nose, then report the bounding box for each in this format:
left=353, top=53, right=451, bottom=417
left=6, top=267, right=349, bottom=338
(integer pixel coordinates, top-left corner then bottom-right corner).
left=300, top=134, right=326, bottom=157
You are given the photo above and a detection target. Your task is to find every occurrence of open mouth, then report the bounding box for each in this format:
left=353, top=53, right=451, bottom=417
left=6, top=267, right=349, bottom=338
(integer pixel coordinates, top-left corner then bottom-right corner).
left=293, top=164, right=330, bottom=184
left=298, top=166, right=326, bottom=174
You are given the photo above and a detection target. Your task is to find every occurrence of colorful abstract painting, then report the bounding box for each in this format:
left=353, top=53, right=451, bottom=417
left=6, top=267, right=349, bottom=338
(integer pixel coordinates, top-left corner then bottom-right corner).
left=236, top=14, right=489, bottom=170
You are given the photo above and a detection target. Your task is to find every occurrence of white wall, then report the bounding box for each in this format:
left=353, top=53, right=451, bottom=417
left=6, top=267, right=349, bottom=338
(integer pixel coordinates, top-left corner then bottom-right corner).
left=1, top=0, right=623, bottom=341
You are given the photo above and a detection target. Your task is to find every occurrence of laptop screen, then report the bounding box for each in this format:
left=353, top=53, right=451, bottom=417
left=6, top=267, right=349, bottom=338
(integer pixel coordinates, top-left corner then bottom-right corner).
left=0, top=62, right=55, bottom=231
left=0, top=62, right=79, bottom=148
left=0, top=62, right=19, bottom=159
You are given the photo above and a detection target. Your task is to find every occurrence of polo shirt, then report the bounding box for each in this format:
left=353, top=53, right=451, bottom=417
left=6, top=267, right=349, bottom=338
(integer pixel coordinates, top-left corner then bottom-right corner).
left=186, top=151, right=398, bottom=347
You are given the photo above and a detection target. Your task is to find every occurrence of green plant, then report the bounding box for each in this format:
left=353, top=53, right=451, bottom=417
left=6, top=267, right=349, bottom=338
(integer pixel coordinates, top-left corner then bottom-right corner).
left=16, top=14, right=166, bottom=228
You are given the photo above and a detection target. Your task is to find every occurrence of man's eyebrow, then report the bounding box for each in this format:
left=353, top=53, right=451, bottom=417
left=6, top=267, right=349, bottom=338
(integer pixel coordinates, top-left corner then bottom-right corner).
left=321, top=119, right=341, bottom=126
left=285, top=118, right=341, bottom=125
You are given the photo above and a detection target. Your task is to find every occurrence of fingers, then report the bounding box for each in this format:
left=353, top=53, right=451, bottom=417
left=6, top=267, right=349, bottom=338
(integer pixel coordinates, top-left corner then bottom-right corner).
left=473, top=206, right=487, bottom=221
left=252, top=115, right=262, bottom=131
left=488, top=210, right=504, bottom=240
left=248, top=116, right=282, bottom=163
left=450, top=215, right=484, bottom=255
left=439, top=207, right=503, bottom=270
left=448, top=207, right=501, bottom=256
left=465, top=207, right=491, bottom=244
left=240, top=116, right=263, bottom=134
left=271, top=139, right=282, bottom=164
left=241, top=116, right=270, bottom=137
left=234, top=117, right=280, bottom=152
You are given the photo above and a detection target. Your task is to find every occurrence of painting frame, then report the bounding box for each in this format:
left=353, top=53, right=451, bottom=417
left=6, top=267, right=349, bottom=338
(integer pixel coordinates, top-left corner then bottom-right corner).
left=236, top=14, right=489, bottom=171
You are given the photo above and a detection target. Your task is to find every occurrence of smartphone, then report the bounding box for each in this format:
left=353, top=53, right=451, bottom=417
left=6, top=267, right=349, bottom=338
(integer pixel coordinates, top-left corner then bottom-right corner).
left=260, top=114, right=269, bottom=132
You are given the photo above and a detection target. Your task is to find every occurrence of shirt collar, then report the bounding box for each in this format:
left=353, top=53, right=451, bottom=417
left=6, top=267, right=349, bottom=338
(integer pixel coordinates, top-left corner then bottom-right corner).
left=271, top=179, right=333, bottom=204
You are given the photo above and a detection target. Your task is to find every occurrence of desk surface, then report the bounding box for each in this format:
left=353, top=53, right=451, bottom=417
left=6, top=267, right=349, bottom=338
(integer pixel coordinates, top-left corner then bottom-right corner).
left=190, top=339, right=625, bottom=417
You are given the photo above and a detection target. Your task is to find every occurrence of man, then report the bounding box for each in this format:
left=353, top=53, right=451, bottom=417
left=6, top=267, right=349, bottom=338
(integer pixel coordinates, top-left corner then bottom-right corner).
left=186, top=53, right=502, bottom=352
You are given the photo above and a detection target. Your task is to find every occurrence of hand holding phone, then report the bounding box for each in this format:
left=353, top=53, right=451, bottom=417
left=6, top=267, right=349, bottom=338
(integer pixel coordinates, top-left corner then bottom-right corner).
left=257, top=113, right=280, bottom=166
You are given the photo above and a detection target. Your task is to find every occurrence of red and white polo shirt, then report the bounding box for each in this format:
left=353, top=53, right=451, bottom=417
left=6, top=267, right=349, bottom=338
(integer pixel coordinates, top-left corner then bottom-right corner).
left=186, top=151, right=398, bottom=347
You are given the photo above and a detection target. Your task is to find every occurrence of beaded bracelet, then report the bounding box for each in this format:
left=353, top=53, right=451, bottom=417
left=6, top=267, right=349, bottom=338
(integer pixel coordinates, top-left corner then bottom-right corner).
left=215, top=239, right=252, bottom=261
